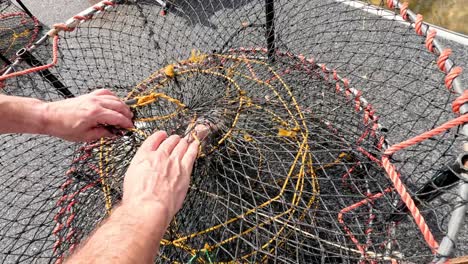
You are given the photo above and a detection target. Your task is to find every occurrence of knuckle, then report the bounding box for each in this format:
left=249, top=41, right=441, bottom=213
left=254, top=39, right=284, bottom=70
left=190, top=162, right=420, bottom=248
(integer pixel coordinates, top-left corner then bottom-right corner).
left=97, top=88, right=111, bottom=95
left=169, top=154, right=180, bottom=163
left=88, top=106, right=101, bottom=116
left=169, top=134, right=181, bottom=140
left=156, top=149, right=169, bottom=159
left=161, top=149, right=171, bottom=157
left=88, top=97, right=100, bottom=104
left=157, top=131, right=168, bottom=139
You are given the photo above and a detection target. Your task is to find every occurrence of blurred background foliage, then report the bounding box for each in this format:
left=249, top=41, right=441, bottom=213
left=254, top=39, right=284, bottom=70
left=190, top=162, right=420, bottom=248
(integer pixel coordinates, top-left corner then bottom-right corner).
left=371, top=0, right=467, bottom=34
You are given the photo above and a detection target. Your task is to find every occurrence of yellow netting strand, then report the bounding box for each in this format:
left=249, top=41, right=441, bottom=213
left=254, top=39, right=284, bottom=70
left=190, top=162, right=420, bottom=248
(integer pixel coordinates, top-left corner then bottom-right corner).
left=0, top=27, right=30, bottom=56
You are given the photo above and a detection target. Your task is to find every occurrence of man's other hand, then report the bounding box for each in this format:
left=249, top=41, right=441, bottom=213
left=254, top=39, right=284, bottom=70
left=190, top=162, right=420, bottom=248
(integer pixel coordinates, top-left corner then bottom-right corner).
left=122, top=131, right=199, bottom=228
left=43, top=89, right=133, bottom=142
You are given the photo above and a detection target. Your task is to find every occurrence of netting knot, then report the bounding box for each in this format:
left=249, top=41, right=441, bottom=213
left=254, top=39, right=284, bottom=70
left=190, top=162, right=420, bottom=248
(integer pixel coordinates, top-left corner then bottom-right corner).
left=135, top=94, right=158, bottom=106
left=188, top=49, right=207, bottom=64
left=52, top=223, right=64, bottom=235
left=335, top=83, right=341, bottom=94
left=203, top=243, right=213, bottom=252
left=343, top=78, right=350, bottom=88
left=164, top=64, right=176, bottom=78
left=278, top=127, right=300, bottom=138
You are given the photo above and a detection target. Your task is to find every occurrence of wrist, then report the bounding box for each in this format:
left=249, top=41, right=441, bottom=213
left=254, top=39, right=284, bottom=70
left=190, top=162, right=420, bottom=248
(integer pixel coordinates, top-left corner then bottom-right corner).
left=118, top=200, right=172, bottom=236
left=111, top=201, right=170, bottom=257
left=33, top=99, right=51, bottom=135
left=67, top=202, right=170, bottom=263
left=38, top=101, right=61, bottom=137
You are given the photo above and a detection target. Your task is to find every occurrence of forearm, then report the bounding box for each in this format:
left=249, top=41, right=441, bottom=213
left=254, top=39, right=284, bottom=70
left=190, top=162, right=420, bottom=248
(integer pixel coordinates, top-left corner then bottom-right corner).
left=0, top=94, right=48, bottom=135
left=66, top=202, right=170, bottom=264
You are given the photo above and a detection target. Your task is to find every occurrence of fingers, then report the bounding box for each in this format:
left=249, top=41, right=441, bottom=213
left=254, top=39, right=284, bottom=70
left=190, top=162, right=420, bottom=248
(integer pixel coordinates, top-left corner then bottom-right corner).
left=98, top=99, right=133, bottom=119
left=91, top=89, right=115, bottom=96
left=89, top=90, right=133, bottom=120
left=97, top=95, right=123, bottom=101
left=88, top=89, right=133, bottom=118
left=158, top=135, right=181, bottom=156
left=171, top=137, right=189, bottom=159
left=139, top=131, right=168, bottom=153
left=97, top=109, right=134, bottom=129
left=97, top=95, right=130, bottom=105
left=181, top=140, right=199, bottom=173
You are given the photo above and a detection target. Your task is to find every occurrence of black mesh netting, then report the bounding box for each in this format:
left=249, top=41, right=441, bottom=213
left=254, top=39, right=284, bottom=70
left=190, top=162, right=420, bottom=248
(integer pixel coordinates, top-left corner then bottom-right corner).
left=0, top=0, right=467, bottom=263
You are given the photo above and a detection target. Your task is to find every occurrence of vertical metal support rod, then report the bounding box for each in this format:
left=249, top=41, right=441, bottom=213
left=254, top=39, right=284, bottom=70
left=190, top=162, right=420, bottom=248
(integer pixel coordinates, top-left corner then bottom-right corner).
left=433, top=154, right=468, bottom=263
left=0, top=52, right=12, bottom=66
left=16, top=48, right=74, bottom=98
left=15, top=0, right=35, bottom=20
left=0, top=52, right=13, bottom=75
left=434, top=182, right=468, bottom=263
left=265, top=0, right=276, bottom=62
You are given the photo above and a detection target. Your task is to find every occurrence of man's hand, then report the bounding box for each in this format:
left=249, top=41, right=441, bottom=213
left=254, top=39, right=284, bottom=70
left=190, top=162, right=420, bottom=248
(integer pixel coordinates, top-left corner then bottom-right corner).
left=43, top=89, right=133, bottom=142
left=65, top=131, right=199, bottom=263
left=123, top=131, right=199, bottom=227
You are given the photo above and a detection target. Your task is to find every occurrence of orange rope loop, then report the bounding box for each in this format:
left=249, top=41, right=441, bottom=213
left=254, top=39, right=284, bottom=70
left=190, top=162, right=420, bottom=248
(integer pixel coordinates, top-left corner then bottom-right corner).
left=437, top=49, right=452, bottom=73
left=414, top=14, right=423, bottom=35
left=445, top=66, right=462, bottom=90
left=452, top=90, right=468, bottom=115
left=399, top=2, right=409, bottom=20
left=425, top=29, right=437, bottom=53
